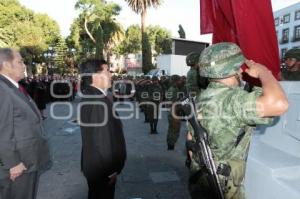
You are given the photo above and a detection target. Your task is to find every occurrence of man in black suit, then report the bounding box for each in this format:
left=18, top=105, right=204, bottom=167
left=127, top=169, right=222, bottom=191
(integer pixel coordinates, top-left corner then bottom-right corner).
left=0, top=48, right=51, bottom=199
left=79, top=59, right=126, bottom=199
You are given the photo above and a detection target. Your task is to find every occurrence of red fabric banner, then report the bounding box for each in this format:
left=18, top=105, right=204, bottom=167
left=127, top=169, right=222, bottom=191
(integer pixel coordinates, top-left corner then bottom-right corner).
left=200, top=0, right=280, bottom=83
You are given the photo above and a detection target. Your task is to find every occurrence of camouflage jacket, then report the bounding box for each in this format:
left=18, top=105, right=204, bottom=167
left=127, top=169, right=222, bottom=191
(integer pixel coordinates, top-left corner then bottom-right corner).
left=281, top=68, right=300, bottom=81
left=197, top=82, right=272, bottom=161
left=186, top=68, right=201, bottom=96
left=188, top=82, right=272, bottom=173
left=165, top=86, right=179, bottom=102
left=148, top=82, right=162, bottom=103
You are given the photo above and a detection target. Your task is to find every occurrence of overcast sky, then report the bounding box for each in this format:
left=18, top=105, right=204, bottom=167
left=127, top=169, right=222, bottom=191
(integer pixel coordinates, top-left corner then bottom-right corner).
left=19, top=0, right=300, bottom=42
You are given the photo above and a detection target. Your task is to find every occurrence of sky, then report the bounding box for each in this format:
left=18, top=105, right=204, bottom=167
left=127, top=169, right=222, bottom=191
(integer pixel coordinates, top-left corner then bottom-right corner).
left=19, top=0, right=300, bottom=43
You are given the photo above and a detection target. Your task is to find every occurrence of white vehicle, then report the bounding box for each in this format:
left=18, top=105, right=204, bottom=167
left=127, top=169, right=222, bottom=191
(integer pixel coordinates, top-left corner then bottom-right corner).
left=145, top=69, right=164, bottom=79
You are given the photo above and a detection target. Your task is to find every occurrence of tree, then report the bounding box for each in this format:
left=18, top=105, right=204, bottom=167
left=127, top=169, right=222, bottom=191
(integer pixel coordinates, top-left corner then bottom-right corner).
left=115, top=25, right=171, bottom=57
left=178, top=24, right=186, bottom=39
left=146, top=25, right=172, bottom=55
left=0, top=0, right=61, bottom=69
left=115, top=24, right=141, bottom=55
left=54, top=37, right=68, bottom=74
left=33, top=13, right=61, bottom=45
left=74, top=0, right=124, bottom=60
left=124, top=0, right=162, bottom=73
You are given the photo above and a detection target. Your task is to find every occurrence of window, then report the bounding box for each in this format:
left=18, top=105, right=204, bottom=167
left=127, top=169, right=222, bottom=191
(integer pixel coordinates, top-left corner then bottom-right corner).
left=275, top=17, right=279, bottom=26
left=281, top=48, right=288, bottom=59
left=282, top=28, right=289, bottom=43
left=294, top=25, right=300, bottom=41
left=295, top=10, right=300, bottom=20
left=283, top=14, right=290, bottom=23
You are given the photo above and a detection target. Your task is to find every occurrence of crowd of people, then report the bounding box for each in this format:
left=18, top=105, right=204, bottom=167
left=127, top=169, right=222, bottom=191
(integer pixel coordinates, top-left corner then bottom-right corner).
left=18, top=74, right=78, bottom=119
left=1, top=44, right=298, bottom=199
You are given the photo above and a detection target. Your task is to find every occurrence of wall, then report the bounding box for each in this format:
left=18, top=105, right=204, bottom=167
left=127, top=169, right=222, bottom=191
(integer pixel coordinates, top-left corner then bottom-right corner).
left=157, top=54, right=190, bottom=76
left=245, top=81, right=300, bottom=199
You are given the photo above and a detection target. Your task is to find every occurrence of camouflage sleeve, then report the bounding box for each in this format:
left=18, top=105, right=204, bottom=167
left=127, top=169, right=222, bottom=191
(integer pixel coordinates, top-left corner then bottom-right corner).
left=165, top=87, right=172, bottom=101
left=166, top=87, right=178, bottom=102
left=229, top=88, right=273, bottom=125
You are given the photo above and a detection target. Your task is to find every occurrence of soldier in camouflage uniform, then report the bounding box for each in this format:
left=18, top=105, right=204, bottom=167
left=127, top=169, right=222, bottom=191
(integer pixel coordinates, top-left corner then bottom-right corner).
left=280, top=48, right=300, bottom=80
left=140, top=79, right=151, bottom=123
left=147, top=76, right=163, bottom=134
left=160, top=75, right=170, bottom=103
left=186, top=42, right=288, bottom=199
left=186, top=52, right=201, bottom=98
left=185, top=51, right=207, bottom=197
left=166, top=75, right=184, bottom=150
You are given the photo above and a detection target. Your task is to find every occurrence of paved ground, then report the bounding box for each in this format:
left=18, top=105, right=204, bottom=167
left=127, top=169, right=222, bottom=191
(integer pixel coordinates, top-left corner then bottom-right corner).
left=37, top=99, right=191, bottom=199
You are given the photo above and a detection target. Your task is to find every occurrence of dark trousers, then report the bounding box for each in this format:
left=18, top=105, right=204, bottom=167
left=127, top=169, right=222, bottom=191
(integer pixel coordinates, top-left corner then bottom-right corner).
left=0, top=172, right=38, bottom=199
left=87, top=177, right=116, bottom=199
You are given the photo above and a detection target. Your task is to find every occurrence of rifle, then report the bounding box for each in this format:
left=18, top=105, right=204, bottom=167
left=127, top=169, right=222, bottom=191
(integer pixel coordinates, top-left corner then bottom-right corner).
left=181, top=97, right=225, bottom=199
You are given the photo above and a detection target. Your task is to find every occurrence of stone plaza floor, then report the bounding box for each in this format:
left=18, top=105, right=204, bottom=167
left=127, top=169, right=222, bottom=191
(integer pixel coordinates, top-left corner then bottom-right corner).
left=36, top=99, right=191, bottom=199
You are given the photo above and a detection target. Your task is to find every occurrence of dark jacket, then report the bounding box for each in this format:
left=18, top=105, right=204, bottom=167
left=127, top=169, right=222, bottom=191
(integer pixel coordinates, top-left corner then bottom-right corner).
left=79, top=85, right=126, bottom=181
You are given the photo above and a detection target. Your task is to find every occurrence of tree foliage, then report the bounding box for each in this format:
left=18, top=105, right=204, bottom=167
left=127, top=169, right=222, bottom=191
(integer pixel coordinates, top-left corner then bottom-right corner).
left=54, top=37, right=68, bottom=74
left=124, top=0, right=161, bottom=15
left=142, top=32, right=153, bottom=73
left=115, top=25, right=171, bottom=56
left=0, top=0, right=61, bottom=67
left=115, top=25, right=141, bottom=55
left=71, top=0, right=124, bottom=60
left=146, top=25, right=172, bottom=55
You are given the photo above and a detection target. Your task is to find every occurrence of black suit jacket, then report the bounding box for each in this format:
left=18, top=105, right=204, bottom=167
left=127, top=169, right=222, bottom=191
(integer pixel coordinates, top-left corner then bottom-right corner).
left=80, top=85, right=126, bottom=181
left=0, top=75, right=51, bottom=179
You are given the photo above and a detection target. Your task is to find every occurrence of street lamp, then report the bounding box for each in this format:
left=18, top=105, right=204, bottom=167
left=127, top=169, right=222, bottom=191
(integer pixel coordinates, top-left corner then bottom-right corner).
left=67, top=48, right=76, bottom=74
left=44, top=47, right=56, bottom=75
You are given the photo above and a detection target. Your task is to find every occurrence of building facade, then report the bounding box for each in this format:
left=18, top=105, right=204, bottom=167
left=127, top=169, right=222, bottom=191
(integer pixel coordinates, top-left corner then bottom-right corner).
left=274, top=2, right=300, bottom=59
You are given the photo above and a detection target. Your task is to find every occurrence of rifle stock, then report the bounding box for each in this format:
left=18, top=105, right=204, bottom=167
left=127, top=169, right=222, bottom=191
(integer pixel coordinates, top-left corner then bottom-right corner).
left=181, top=97, right=225, bottom=199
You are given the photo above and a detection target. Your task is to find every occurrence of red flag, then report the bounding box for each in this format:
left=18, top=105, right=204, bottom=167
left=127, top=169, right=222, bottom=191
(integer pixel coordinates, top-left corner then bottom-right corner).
left=200, top=0, right=280, bottom=84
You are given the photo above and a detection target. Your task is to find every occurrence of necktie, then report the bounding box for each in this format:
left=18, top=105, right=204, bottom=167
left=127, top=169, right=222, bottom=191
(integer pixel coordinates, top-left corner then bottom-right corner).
left=106, top=93, right=113, bottom=103
left=18, top=84, right=29, bottom=96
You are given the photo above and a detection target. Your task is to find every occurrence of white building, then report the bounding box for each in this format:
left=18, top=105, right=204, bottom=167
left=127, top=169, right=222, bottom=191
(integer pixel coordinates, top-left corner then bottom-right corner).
left=157, top=38, right=209, bottom=76
left=274, top=2, right=300, bottom=59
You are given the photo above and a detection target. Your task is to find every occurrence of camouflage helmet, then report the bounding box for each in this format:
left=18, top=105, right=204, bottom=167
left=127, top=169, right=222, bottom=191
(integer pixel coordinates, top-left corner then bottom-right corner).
left=186, top=52, right=200, bottom=66
left=152, top=76, right=159, bottom=81
left=170, top=74, right=181, bottom=82
left=284, top=48, right=300, bottom=61
left=199, top=42, right=245, bottom=78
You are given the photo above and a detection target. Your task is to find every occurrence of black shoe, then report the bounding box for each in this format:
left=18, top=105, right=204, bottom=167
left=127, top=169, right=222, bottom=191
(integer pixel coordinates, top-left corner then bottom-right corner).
left=151, top=131, right=158, bottom=134
left=168, top=145, right=174, bottom=150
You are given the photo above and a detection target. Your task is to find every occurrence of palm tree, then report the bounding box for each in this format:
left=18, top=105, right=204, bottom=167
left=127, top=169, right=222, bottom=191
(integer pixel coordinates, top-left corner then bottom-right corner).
left=125, top=0, right=162, bottom=73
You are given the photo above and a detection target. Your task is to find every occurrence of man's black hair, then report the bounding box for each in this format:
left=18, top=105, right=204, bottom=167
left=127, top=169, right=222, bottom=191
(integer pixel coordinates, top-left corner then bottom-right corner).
left=80, top=59, right=108, bottom=87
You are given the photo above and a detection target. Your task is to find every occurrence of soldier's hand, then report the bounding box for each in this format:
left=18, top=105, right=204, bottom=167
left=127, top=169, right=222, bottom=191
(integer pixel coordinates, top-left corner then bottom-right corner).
left=187, top=132, right=193, bottom=140
left=245, top=59, right=270, bottom=78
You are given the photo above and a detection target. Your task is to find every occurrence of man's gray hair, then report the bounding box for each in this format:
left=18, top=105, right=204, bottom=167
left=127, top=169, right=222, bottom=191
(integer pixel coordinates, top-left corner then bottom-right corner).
left=0, top=48, right=14, bottom=70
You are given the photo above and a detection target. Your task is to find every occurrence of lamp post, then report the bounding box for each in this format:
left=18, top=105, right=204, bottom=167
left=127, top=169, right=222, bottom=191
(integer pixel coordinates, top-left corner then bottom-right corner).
left=43, top=47, right=57, bottom=75
left=67, top=48, right=76, bottom=74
